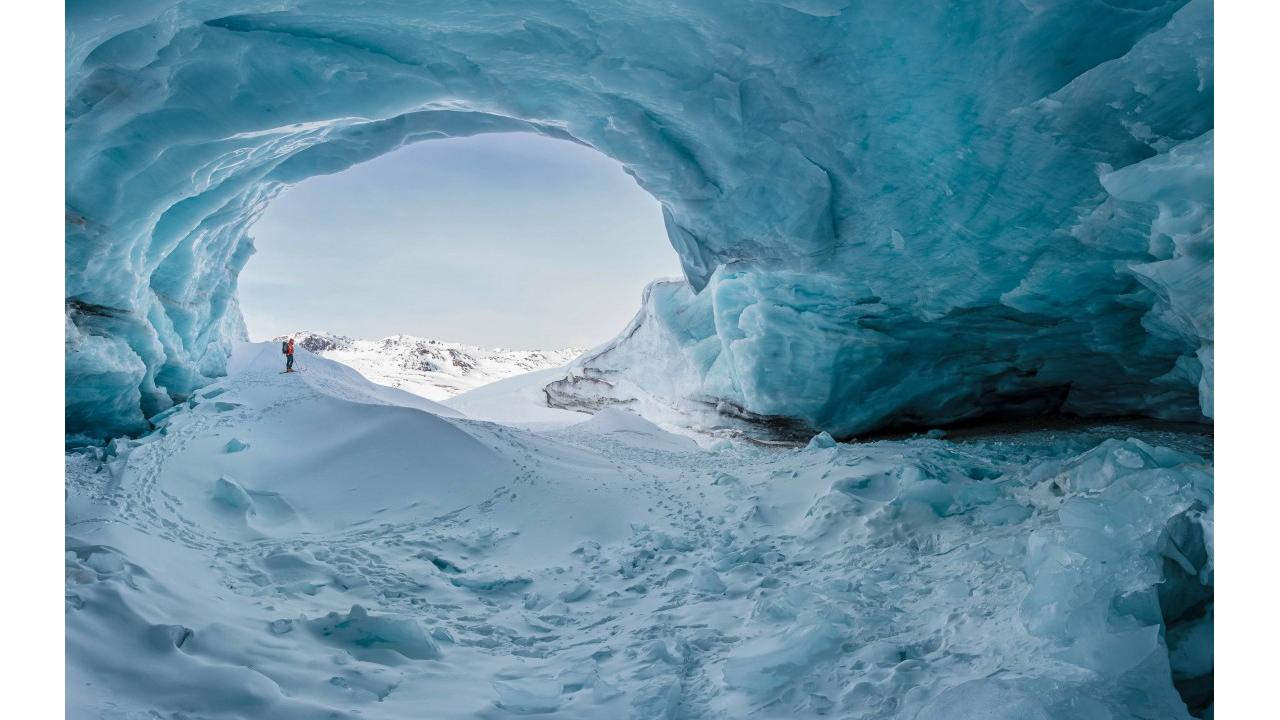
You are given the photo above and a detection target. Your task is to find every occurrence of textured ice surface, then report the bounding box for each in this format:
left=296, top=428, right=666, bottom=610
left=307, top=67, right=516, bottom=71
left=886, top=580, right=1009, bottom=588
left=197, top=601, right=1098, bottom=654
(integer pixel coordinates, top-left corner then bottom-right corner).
left=66, top=346, right=1213, bottom=718
left=66, top=0, right=1212, bottom=440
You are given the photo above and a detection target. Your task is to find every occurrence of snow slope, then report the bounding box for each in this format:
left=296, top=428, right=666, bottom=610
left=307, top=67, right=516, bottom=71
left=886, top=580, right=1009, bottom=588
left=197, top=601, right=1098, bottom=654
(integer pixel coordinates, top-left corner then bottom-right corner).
left=443, top=367, right=593, bottom=431
left=67, top=343, right=1213, bottom=718
left=279, top=330, right=582, bottom=402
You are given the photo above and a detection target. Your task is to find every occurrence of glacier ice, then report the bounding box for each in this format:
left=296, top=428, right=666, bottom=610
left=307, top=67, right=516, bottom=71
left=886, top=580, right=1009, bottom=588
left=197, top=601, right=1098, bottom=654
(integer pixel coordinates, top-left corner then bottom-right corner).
left=66, top=0, right=1213, bottom=440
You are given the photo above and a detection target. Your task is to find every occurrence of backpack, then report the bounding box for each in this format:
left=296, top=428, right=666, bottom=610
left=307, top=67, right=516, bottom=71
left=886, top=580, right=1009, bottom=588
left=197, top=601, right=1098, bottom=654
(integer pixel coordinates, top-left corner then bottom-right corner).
left=282, top=341, right=289, bottom=355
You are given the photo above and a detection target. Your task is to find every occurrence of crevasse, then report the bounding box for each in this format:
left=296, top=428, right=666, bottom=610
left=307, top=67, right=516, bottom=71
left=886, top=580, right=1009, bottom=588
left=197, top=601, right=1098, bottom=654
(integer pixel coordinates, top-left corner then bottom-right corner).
left=65, top=0, right=1213, bottom=441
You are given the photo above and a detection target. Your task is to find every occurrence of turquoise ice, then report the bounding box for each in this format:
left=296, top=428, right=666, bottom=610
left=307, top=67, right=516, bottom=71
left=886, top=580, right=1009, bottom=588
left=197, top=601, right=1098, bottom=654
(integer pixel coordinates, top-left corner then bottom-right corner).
left=66, top=0, right=1212, bottom=441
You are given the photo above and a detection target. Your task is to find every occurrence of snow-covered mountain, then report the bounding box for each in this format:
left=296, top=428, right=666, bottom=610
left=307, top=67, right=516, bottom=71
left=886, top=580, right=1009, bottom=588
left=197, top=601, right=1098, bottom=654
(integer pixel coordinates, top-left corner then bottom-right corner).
left=274, top=330, right=583, bottom=401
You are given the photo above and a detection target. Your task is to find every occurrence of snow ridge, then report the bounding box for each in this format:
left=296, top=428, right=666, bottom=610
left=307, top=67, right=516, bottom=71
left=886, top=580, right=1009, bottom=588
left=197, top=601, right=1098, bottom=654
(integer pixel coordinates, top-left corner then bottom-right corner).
left=276, top=330, right=582, bottom=402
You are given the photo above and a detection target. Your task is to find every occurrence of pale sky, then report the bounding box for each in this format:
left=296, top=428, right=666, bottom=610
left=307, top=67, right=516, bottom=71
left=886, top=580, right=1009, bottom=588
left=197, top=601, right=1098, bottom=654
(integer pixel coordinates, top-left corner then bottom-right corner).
left=239, top=133, right=681, bottom=349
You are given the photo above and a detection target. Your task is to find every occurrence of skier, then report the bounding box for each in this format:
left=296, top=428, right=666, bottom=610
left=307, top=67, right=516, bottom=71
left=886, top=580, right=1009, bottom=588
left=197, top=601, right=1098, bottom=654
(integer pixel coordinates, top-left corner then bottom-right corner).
left=282, top=337, right=296, bottom=372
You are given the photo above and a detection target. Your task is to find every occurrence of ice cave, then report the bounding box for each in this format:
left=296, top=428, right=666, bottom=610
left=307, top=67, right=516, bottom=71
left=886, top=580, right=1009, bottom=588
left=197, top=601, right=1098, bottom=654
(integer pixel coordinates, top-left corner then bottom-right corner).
left=65, top=1, right=1214, bottom=718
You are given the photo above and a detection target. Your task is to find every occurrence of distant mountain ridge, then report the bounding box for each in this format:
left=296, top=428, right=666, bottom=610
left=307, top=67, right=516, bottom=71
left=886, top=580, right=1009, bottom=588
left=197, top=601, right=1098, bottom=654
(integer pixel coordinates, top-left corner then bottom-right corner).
left=275, top=330, right=583, bottom=402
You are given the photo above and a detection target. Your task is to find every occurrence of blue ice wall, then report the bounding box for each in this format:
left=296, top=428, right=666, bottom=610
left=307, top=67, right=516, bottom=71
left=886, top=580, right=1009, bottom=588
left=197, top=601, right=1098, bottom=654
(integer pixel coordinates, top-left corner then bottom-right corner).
left=66, top=0, right=1212, bottom=440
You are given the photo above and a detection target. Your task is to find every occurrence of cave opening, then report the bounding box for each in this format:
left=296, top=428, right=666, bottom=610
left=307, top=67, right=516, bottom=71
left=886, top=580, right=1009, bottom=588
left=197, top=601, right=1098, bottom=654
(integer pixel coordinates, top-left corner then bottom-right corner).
left=63, top=3, right=1216, bottom=717
left=238, top=132, right=681, bottom=353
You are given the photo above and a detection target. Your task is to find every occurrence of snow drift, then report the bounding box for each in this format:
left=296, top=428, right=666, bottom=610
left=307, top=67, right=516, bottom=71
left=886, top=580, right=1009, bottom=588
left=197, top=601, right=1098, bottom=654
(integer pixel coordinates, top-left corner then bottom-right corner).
left=66, top=343, right=1213, bottom=718
left=66, top=0, right=1212, bottom=441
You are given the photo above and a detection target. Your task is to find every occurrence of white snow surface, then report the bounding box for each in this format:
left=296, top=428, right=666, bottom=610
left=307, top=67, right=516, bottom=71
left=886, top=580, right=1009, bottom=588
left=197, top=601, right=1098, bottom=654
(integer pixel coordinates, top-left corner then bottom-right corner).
left=443, top=367, right=593, bottom=431
left=67, top=342, right=1213, bottom=719
left=279, top=330, right=583, bottom=403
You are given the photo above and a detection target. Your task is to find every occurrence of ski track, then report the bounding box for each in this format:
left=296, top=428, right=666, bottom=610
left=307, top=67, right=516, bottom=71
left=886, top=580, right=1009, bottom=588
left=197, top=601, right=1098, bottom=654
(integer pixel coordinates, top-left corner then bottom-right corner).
left=65, top=348, right=1213, bottom=719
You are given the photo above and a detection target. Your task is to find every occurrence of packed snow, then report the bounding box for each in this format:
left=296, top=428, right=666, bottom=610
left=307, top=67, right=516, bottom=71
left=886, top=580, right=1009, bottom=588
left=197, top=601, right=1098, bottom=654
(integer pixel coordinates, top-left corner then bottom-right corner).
left=66, top=0, right=1212, bottom=440
left=67, top=344, right=1213, bottom=718
left=275, top=331, right=582, bottom=402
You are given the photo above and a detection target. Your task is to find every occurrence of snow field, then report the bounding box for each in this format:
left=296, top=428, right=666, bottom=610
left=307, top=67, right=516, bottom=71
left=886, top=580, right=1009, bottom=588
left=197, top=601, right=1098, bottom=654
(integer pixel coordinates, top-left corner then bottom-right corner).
left=67, top=344, right=1211, bottom=718
left=283, top=331, right=584, bottom=403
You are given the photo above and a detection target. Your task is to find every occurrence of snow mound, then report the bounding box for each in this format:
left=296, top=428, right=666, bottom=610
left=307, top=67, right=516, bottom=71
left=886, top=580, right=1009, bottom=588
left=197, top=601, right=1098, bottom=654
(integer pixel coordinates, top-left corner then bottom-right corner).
left=444, top=367, right=590, bottom=430
left=227, top=341, right=465, bottom=419
left=67, top=339, right=674, bottom=716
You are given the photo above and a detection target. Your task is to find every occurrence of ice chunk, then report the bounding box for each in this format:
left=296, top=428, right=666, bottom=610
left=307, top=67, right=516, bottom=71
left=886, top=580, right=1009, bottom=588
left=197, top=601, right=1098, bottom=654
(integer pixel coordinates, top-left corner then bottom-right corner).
left=1059, top=624, right=1162, bottom=675
left=211, top=475, right=252, bottom=510
left=806, top=432, right=836, bottom=450
left=692, top=567, right=727, bottom=594
left=1017, top=438, right=1211, bottom=714
left=915, top=680, right=1052, bottom=720
left=492, top=678, right=562, bottom=714
left=1168, top=607, right=1214, bottom=680
left=559, top=581, right=591, bottom=603
left=85, top=551, right=125, bottom=575
left=308, top=605, right=441, bottom=661
left=722, top=621, right=844, bottom=695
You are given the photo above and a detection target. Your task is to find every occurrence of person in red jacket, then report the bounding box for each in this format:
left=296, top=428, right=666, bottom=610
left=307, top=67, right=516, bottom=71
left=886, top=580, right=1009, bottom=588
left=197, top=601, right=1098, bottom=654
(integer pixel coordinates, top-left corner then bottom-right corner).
left=283, top=337, right=296, bottom=373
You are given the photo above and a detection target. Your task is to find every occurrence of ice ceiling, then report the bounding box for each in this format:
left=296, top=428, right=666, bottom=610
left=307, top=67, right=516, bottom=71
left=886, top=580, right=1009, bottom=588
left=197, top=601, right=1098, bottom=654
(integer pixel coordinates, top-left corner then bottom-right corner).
left=65, top=0, right=1213, bottom=441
